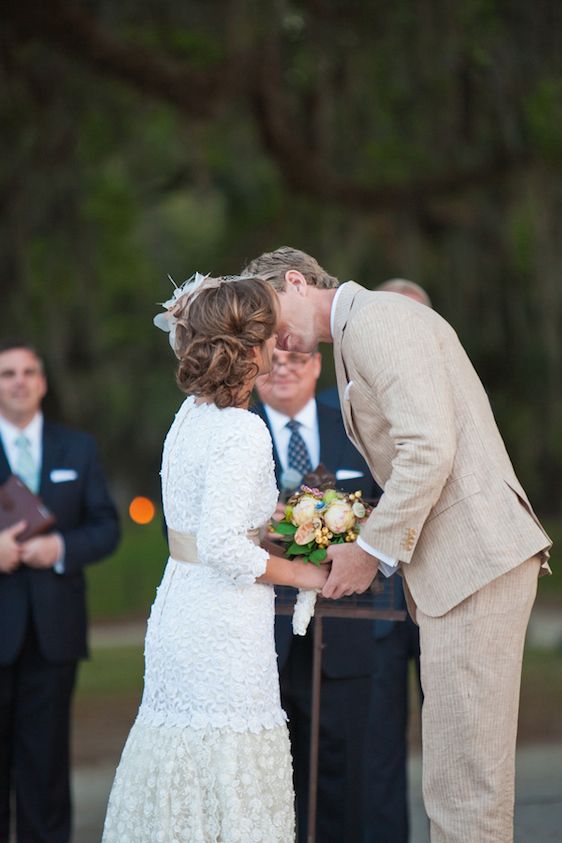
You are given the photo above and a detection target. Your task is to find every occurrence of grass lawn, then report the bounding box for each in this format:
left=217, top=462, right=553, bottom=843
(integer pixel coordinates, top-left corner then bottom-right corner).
left=86, top=517, right=167, bottom=620
left=74, top=645, right=145, bottom=766
left=76, top=645, right=145, bottom=697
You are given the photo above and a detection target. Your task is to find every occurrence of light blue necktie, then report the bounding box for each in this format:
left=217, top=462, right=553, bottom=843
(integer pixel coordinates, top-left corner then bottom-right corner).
left=14, top=433, right=40, bottom=493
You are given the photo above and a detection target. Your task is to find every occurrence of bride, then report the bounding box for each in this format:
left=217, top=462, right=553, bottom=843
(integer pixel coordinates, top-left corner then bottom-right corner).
left=102, top=274, right=328, bottom=843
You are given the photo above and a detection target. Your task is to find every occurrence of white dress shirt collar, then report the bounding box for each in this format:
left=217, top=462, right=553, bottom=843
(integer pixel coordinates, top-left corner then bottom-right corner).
left=264, top=398, right=317, bottom=438
left=262, top=398, right=320, bottom=473
left=329, top=282, right=348, bottom=339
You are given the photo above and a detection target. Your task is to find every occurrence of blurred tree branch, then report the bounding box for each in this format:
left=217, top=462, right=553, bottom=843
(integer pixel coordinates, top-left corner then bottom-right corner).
left=251, top=39, right=532, bottom=210
left=4, top=0, right=554, bottom=212
left=3, top=0, right=237, bottom=119
left=2, top=0, right=561, bottom=509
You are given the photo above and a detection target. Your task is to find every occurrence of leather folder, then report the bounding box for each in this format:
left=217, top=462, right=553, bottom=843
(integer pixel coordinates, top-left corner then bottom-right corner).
left=0, top=475, right=56, bottom=542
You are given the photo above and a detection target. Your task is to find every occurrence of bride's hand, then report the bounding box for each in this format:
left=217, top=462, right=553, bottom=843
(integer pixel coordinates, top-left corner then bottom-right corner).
left=267, top=504, right=288, bottom=540
left=293, top=560, right=330, bottom=591
left=261, top=537, right=285, bottom=558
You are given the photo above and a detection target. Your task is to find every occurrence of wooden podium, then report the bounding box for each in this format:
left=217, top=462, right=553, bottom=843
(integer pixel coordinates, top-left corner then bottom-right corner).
left=275, top=577, right=406, bottom=843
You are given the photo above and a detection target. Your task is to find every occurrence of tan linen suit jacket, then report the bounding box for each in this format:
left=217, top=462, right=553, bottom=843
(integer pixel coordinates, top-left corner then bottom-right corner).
left=333, top=282, right=551, bottom=617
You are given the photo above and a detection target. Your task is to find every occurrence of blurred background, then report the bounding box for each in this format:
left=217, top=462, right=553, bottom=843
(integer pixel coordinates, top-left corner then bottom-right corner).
left=1, top=1, right=561, bottom=838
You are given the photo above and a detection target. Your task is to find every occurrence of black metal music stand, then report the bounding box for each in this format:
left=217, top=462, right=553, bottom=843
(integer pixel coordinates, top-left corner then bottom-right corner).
left=276, top=576, right=406, bottom=843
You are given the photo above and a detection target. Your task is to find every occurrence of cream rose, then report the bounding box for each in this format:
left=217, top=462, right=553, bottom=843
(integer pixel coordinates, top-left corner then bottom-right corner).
left=294, top=522, right=317, bottom=546
left=323, top=500, right=355, bottom=534
left=291, top=496, right=319, bottom=526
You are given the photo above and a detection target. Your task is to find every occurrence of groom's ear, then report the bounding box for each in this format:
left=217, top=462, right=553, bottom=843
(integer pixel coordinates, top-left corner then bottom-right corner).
left=285, top=270, right=308, bottom=295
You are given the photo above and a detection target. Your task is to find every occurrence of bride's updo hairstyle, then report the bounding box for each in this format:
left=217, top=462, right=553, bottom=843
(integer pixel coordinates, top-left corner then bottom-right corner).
left=173, top=276, right=277, bottom=409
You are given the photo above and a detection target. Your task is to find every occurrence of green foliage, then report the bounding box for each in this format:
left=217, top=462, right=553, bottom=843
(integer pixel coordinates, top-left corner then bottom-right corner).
left=130, top=26, right=225, bottom=68
left=309, top=548, right=328, bottom=564
left=274, top=521, right=297, bottom=536
left=286, top=541, right=310, bottom=556
left=76, top=645, right=144, bottom=697
left=1, top=0, right=560, bottom=513
left=87, top=519, right=167, bottom=620
left=525, top=80, right=562, bottom=158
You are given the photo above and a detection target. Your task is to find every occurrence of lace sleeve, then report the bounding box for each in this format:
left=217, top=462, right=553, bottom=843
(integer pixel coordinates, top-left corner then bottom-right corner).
left=196, top=413, right=274, bottom=586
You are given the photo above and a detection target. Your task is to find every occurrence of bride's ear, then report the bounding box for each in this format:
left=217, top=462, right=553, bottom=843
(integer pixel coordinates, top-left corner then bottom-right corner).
left=250, top=345, right=262, bottom=371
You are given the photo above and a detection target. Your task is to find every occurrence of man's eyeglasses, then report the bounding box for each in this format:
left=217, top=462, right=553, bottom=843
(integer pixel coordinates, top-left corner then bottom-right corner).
left=270, top=353, right=315, bottom=371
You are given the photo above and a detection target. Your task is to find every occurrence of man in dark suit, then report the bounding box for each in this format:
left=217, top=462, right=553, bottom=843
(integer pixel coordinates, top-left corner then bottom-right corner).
left=0, top=341, right=120, bottom=843
left=255, top=348, right=382, bottom=843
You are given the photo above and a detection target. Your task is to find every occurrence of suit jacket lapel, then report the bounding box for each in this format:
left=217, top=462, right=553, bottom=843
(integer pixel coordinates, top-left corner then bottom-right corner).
left=0, top=437, right=10, bottom=484
left=39, top=423, right=65, bottom=497
left=332, top=281, right=365, bottom=445
left=0, top=423, right=64, bottom=495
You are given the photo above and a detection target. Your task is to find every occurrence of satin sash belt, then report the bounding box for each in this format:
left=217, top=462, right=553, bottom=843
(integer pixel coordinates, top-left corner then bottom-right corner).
left=168, top=527, right=260, bottom=564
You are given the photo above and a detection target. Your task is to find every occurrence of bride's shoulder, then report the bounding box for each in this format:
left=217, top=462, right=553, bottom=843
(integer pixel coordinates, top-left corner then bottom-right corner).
left=214, top=407, right=271, bottom=454
left=201, top=407, right=273, bottom=468
left=223, top=406, right=270, bottom=439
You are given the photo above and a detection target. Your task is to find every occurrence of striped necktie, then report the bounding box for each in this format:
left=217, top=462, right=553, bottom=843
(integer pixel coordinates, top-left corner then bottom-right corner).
left=286, top=419, right=313, bottom=476
left=14, top=433, right=40, bottom=493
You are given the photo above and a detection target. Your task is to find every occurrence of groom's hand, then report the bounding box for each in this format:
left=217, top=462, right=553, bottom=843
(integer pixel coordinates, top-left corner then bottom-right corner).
left=322, top=542, right=379, bottom=599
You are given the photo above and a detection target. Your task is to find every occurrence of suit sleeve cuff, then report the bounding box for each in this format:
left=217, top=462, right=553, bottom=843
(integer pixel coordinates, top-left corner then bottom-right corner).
left=356, top=536, right=398, bottom=578
left=53, top=534, right=66, bottom=575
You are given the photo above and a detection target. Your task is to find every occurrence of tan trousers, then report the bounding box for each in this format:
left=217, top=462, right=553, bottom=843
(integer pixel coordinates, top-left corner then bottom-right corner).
left=417, top=555, right=541, bottom=843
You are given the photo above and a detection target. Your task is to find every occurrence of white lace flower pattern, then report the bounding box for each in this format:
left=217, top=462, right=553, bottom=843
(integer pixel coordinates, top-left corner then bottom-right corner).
left=102, top=399, right=294, bottom=842
left=103, top=723, right=294, bottom=843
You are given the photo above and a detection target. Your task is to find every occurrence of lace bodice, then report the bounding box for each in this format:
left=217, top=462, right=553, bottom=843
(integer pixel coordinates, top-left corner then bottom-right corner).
left=161, top=397, right=278, bottom=585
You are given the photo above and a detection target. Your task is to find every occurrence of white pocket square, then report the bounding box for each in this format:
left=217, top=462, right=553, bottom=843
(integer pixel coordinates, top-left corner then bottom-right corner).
left=335, top=469, right=364, bottom=480
left=343, top=380, right=354, bottom=400
left=50, top=469, right=78, bottom=483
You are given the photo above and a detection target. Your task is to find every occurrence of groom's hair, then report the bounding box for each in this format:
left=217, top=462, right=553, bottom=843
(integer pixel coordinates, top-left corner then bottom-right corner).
left=242, top=247, right=340, bottom=292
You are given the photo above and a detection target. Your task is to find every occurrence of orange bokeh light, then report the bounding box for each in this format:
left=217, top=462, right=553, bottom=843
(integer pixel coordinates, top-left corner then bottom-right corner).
left=129, top=496, right=156, bottom=525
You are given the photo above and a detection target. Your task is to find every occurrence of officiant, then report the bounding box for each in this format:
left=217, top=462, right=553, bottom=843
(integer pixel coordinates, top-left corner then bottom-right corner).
left=255, top=349, right=391, bottom=843
left=0, top=340, right=120, bottom=843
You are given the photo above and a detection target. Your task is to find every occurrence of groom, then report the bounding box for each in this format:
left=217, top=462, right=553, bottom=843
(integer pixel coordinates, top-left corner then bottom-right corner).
left=243, top=247, right=552, bottom=843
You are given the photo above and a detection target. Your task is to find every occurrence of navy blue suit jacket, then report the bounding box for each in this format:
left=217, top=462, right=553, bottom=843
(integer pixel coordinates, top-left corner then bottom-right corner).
left=316, top=388, right=408, bottom=640
left=0, top=420, right=120, bottom=665
left=253, top=399, right=382, bottom=678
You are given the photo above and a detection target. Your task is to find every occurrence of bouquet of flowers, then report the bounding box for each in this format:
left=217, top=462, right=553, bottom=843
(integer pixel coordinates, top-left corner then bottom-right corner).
left=272, top=485, right=371, bottom=635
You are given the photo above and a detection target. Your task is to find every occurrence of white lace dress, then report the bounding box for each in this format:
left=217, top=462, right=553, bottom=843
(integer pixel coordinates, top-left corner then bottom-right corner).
left=102, top=398, right=295, bottom=843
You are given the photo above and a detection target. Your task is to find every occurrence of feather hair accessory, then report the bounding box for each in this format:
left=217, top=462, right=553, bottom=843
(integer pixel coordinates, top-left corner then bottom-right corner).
left=153, top=272, right=252, bottom=352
